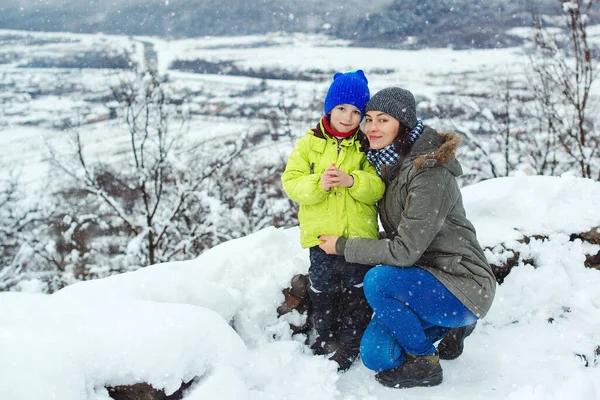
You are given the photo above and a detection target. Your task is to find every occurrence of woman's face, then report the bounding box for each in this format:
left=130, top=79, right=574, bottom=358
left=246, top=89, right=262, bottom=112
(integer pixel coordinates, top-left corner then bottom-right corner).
left=329, top=104, right=362, bottom=132
left=364, top=111, right=400, bottom=149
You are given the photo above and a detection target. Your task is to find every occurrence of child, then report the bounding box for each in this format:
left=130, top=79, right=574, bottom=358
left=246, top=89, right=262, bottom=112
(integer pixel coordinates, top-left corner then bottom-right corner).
left=281, top=70, right=385, bottom=371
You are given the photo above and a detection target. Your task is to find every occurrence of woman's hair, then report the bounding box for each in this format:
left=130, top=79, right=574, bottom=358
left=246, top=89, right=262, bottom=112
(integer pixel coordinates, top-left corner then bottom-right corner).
left=392, top=124, right=414, bottom=157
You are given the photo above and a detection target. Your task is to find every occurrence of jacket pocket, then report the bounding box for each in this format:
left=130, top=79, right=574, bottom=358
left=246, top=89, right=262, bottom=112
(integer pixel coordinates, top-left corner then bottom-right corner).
left=436, top=254, right=476, bottom=279
left=420, top=253, right=471, bottom=277
left=436, top=254, right=461, bottom=272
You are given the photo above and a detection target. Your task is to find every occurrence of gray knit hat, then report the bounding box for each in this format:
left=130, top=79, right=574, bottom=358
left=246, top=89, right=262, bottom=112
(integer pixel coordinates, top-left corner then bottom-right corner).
left=365, top=87, right=417, bottom=129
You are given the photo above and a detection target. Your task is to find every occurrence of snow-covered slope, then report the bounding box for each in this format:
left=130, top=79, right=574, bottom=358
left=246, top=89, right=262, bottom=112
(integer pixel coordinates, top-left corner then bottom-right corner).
left=1, top=175, right=599, bottom=400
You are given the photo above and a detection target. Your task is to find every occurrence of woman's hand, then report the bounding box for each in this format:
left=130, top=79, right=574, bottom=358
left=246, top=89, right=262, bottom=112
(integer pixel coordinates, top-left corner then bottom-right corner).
left=319, top=235, right=340, bottom=254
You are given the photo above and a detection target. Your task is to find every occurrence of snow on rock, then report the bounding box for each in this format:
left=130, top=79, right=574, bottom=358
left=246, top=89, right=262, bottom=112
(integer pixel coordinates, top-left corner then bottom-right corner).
left=463, top=175, right=600, bottom=247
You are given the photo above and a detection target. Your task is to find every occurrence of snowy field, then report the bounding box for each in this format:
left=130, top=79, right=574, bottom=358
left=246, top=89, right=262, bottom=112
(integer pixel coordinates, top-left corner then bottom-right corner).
left=0, top=28, right=535, bottom=190
left=1, top=175, right=599, bottom=399
left=3, top=27, right=600, bottom=191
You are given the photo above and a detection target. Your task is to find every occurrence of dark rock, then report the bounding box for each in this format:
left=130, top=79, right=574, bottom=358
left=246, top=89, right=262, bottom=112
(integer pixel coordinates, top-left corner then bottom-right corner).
left=107, top=379, right=195, bottom=400
left=277, top=273, right=312, bottom=335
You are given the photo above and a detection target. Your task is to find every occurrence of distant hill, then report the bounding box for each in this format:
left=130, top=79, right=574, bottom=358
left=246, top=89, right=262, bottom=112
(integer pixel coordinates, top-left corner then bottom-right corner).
left=0, top=0, right=578, bottom=48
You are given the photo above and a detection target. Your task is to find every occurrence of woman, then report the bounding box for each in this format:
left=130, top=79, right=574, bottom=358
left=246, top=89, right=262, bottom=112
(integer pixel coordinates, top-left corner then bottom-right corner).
left=319, top=87, right=496, bottom=388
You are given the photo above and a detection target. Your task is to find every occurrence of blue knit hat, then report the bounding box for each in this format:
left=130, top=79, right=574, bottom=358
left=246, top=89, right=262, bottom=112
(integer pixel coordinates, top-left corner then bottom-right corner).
left=323, top=70, right=370, bottom=116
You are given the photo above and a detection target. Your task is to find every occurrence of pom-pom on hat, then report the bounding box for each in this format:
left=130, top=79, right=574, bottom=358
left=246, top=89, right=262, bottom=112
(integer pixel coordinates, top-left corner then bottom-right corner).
left=365, top=87, right=418, bottom=129
left=323, top=70, right=370, bottom=116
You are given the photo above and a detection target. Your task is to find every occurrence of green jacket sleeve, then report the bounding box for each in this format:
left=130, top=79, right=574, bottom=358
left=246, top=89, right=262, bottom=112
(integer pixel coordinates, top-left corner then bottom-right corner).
left=281, top=135, right=329, bottom=206
left=343, top=167, right=458, bottom=266
left=346, top=156, right=385, bottom=205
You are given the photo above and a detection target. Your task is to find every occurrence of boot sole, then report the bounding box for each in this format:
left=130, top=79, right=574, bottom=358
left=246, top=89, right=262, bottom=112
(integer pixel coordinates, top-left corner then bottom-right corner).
left=376, top=370, right=443, bottom=389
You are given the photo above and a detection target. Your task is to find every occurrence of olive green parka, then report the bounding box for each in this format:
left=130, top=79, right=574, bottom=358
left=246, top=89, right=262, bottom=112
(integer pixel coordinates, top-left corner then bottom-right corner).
left=336, top=127, right=496, bottom=318
left=282, top=121, right=385, bottom=248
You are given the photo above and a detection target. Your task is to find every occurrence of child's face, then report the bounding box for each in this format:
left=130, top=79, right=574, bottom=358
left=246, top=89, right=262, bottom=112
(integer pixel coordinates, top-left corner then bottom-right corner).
left=329, top=104, right=362, bottom=133
left=364, top=110, right=400, bottom=150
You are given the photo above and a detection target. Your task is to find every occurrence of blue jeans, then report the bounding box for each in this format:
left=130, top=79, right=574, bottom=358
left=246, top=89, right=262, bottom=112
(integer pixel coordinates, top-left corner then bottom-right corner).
left=360, top=266, right=478, bottom=371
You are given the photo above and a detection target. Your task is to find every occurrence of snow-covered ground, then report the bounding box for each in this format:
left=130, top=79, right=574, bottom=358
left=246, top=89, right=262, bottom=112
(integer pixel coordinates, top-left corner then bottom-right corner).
left=1, top=175, right=599, bottom=400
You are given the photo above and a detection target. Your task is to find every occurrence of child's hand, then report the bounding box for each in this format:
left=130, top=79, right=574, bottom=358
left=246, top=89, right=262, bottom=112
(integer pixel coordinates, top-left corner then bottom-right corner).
left=320, top=169, right=334, bottom=191
left=322, top=163, right=354, bottom=189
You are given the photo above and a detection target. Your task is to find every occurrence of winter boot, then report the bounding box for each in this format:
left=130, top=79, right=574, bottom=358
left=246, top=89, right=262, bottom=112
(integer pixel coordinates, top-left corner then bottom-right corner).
left=310, top=334, right=340, bottom=356
left=437, top=321, right=477, bottom=360
left=308, top=290, right=340, bottom=334
left=329, top=343, right=360, bottom=372
left=337, top=285, right=373, bottom=347
left=375, top=352, right=443, bottom=389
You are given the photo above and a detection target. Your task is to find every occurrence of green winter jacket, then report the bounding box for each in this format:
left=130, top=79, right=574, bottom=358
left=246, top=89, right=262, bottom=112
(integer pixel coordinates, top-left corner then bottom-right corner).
left=282, top=121, right=385, bottom=248
left=336, top=127, right=496, bottom=318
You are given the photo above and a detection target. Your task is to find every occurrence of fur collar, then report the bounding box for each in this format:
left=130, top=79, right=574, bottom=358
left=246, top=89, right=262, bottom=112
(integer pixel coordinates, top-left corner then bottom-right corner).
left=413, top=132, right=462, bottom=170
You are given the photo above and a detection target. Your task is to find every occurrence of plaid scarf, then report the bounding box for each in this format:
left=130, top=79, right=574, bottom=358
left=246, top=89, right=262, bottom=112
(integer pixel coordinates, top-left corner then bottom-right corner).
left=367, top=120, right=424, bottom=176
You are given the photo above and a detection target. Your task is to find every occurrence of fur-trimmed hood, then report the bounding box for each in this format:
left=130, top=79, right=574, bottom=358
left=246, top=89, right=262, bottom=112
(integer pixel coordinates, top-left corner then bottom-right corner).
left=410, top=127, right=463, bottom=176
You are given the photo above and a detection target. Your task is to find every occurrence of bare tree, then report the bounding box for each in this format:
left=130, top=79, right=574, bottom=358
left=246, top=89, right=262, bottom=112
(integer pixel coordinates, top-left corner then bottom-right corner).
left=459, top=0, right=600, bottom=182
left=213, top=156, right=298, bottom=237
left=47, top=65, right=247, bottom=273
left=528, top=0, right=600, bottom=180
left=463, top=78, right=525, bottom=179
left=0, top=173, right=22, bottom=270
left=445, top=76, right=533, bottom=185
left=0, top=169, right=52, bottom=291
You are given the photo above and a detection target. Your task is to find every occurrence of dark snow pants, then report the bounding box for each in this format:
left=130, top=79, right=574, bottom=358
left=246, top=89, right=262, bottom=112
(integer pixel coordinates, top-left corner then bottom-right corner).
left=308, top=246, right=373, bottom=348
